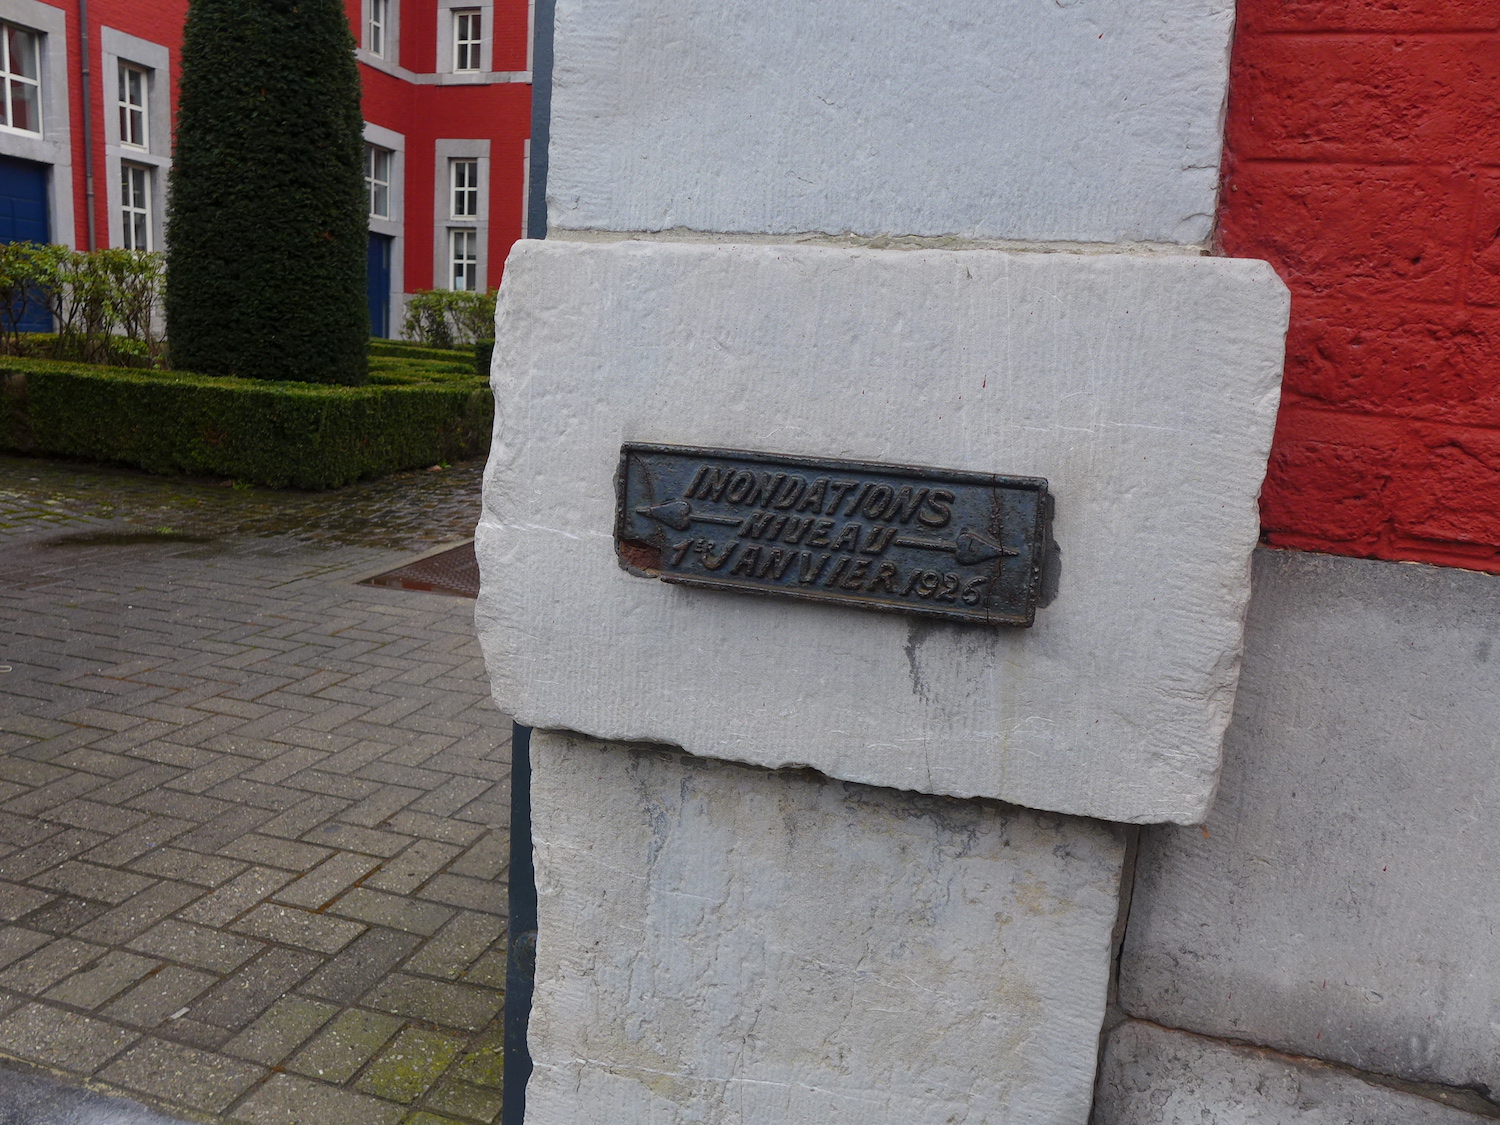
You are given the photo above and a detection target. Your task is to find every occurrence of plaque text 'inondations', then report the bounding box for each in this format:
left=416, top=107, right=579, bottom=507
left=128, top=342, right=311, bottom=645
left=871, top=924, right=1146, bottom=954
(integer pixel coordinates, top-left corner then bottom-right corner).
left=615, top=444, right=1051, bottom=626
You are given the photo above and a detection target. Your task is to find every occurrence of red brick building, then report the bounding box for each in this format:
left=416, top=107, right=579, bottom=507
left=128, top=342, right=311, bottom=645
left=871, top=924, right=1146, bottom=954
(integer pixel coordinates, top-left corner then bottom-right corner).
left=1221, top=0, right=1500, bottom=573
left=0, top=0, right=532, bottom=336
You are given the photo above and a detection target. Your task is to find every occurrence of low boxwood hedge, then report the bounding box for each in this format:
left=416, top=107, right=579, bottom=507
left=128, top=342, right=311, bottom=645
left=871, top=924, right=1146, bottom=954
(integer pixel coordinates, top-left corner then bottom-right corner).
left=0, top=353, right=493, bottom=489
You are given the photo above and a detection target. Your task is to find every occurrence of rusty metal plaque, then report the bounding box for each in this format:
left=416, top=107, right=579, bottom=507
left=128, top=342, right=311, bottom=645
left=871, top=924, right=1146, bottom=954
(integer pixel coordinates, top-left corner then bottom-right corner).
left=615, top=444, right=1051, bottom=627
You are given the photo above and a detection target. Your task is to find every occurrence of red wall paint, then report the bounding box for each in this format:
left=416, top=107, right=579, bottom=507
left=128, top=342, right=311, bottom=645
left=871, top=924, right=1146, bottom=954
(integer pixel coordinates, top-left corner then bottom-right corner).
left=1223, top=1, right=1500, bottom=573
left=40, top=0, right=529, bottom=294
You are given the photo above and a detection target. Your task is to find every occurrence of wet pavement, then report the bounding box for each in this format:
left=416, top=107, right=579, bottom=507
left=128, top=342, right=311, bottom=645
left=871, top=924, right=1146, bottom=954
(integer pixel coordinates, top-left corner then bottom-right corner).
left=0, top=455, right=485, bottom=552
left=0, top=454, right=512, bottom=1125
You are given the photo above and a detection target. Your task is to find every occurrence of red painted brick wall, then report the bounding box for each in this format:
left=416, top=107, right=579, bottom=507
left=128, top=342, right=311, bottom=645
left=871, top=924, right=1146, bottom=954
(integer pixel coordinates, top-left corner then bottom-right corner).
left=1222, top=0, right=1500, bottom=572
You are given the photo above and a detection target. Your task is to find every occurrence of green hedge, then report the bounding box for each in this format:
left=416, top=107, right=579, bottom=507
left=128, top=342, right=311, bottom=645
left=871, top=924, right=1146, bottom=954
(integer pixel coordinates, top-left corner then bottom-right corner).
left=0, top=356, right=492, bottom=489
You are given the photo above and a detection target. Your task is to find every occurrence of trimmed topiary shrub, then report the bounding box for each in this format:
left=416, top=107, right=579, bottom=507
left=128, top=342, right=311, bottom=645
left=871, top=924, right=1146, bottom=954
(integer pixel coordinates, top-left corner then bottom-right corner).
left=0, top=357, right=492, bottom=489
left=166, top=0, right=368, bottom=385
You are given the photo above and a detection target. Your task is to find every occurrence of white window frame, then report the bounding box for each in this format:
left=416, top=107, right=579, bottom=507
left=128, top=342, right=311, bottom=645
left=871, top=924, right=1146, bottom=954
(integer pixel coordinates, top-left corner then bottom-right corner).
left=0, top=19, right=41, bottom=137
left=364, top=122, right=406, bottom=338
left=119, top=162, right=150, bottom=250
left=452, top=9, right=481, bottom=72
left=435, top=0, right=492, bottom=77
left=117, top=61, right=147, bottom=150
left=101, top=28, right=169, bottom=252
left=0, top=0, right=75, bottom=247
left=365, top=143, right=393, bottom=219
left=448, top=228, right=478, bottom=291
left=449, top=157, right=478, bottom=219
left=367, top=0, right=388, bottom=57
left=433, top=139, right=488, bottom=291
left=357, top=0, right=401, bottom=73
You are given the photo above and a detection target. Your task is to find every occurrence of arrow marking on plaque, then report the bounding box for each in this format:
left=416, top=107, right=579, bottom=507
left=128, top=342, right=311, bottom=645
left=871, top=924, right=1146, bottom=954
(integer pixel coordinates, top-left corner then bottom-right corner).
left=636, top=499, right=742, bottom=532
left=893, top=528, right=1017, bottom=565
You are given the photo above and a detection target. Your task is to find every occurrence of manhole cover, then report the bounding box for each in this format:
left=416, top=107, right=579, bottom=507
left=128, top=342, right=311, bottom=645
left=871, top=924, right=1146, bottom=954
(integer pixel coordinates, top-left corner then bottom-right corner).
left=361, top=541, right=480, bottom=598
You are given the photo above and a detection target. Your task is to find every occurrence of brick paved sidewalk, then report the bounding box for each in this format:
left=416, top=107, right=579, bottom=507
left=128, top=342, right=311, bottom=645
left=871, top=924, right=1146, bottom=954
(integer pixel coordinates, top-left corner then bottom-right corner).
left=0, top=460, right=512, bottom=1124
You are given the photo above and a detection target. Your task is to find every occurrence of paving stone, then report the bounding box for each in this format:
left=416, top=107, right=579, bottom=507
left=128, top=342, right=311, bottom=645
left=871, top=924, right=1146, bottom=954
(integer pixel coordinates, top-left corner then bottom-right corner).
left=2, top=460, right=511, bottom=1115
left=425, top=1079, right=505, bottom=1124
left=405, top=913, right=505, bottom=981
left=462, top=951, right=506, bottom=990
left=288, top=1007, right=406, bottom=1083
left=0, top=938, right=106, bottom=994
left=231, top=903, right=366, bottom=954
left=299, top=926, right=422, bottom=1005
left=128, top=919, right=264, bottom=973
left=45, top=798, right=149, bottom=834
left=446, top=831, right=507, bottom=882
left=234, top=1072, right=404, bottom=1125
left=28, top=861, right=154, bottom=904
left=154, top=1016, right=233, bottom=1051
left=363, top=839, right=462, bottom=895
left=220, top=833, right=333, bottom=871
left=189, top=947, right=322, bottom=1030
left=100, top=1036, right=266, bottom=1113
left=383, top=812, right=487, bottom=848
left=339, top=785, right=423, bottom=828
left=0, top=880, right=55, bottom=921
left=12, top=894, right=105, bottom=936
left=79, top=815, right=196, bottom=866
left=0, top=831, right=106, bottom=882
left=73, top=879, right=205, bottom=945
left=272, top=851, right=380, bottom=909
left=43, top=950, right=158, bottom=1009
left=176, top=865, right=293, bottom=927
left=301, top=821, right=414, bottom=857
left=259, top=794, right=351, bottom=840
left=102, top=964, right=218, bottom=1028
left=417, top=874, right=503, bottom=916
left=128, top=846, right=247, bottom=888
left=330, top=887, right=453, bottom=936
left=364, top=975, right=502, bottom=1033
left=449, top=1027, right=504, bottom=1089
left=0, top=1061, right=193, bottom=1125
left=224, top=994, right=340, bottom=1065
left=356, top=1027, right=466, bottom=1103
left=0, top=1000, right=139, bottom=1072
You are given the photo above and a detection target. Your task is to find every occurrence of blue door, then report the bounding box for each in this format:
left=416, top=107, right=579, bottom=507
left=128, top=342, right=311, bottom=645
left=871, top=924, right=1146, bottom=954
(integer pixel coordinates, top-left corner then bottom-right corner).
left=0, top=156, right=51, bottom=331
left=367, top=233, right=393, bottom=338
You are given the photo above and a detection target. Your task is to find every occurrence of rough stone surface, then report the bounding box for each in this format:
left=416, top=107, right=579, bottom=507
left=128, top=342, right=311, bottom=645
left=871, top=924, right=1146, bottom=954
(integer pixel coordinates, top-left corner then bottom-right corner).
left=525, top=730, right=1125, bottom=1125
left=478, top=240, right=1289, bottom=822
left=1119, top=549, right=1500, bottom=1092
left=547, top=0, right=1235, bottom=244
left=1095, top=1021, right=1492, bottom=1125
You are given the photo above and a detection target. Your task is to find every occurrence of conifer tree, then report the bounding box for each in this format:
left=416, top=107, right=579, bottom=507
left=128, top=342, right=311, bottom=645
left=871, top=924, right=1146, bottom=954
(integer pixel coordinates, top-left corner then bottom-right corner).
left=166, top=0, right=368, bottom=384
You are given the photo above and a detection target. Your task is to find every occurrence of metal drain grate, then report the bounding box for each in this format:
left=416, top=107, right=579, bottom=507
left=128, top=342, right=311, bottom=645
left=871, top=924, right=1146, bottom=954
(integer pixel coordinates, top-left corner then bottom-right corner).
left=361, top=540, right=480, bottom=598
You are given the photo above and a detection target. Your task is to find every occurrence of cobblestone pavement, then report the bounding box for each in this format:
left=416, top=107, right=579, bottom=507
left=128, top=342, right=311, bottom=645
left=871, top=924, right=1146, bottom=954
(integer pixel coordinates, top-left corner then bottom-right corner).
left=0, top=455, right=513, bottom=1124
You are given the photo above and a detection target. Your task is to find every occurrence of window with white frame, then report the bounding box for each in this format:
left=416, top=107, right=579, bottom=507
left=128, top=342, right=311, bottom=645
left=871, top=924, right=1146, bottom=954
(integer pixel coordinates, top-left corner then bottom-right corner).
left=0, top=22, right=41, bottom=135
left=453, top=9, right=481, bottom=72
left=450, top=158, right=478, bottom=219
left=120, top=164, right=151, bottom=250
left=450, top=228, right=477, bottom=290
left=118, top=63, right=148, bottom=149
left=368, top=0, right=388, bottom=57
left=365, top=144, right=392, bottom=218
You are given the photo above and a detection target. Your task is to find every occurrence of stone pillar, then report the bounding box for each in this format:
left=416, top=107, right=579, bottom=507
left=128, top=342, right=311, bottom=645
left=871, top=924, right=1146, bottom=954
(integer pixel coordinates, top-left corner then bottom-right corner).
left=477, top=2, right=1290, bottom=1121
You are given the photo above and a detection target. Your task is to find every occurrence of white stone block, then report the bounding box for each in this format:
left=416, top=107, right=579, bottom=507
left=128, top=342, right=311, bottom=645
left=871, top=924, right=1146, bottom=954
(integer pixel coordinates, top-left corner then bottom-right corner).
left=525, top=729, right=1125, bottom=1125
left=547, top=0, right=1236, bottom=245
left=1119, top=549, right=1500, bottom=1093
left=1096, top=1021, right=1491, bottom=1125
left=476, top=239, right=1288, bottom=823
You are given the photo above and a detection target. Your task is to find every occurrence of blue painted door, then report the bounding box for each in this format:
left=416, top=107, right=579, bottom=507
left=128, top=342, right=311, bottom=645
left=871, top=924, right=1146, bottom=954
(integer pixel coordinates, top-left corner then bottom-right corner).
left=367, top=233, right=393, bottom=338
left=0, top=156, right=51, bottom=331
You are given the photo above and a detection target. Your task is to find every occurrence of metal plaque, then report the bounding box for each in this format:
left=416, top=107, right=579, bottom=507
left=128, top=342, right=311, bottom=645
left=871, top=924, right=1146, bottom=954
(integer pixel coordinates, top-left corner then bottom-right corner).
left=615, top=444, right=1052, bottom=627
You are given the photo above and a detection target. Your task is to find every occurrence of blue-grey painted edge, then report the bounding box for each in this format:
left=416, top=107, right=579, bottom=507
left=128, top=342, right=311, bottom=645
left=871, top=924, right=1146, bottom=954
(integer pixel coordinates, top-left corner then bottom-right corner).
left=525, top=0, right=555, bottom=241
left=501, top=722, right=536, bottom=1125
